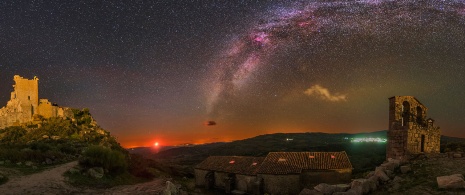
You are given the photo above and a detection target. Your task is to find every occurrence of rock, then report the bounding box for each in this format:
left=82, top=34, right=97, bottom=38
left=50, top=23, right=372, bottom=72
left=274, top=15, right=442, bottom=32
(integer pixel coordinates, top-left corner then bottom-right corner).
left=437, top=174, right=465, bottom=189
left=16, top=162, right=22, bottom=166
left=367, top=175, right=379, bottom=192
left=25, top=161, right=33, bottom=166
left=333, top=189, right=359, bottom=195
left=351, top=179, right=370, bottom=194
left=393, top=176, right=403, bottom=182
left=45, top=158, right=53, bottom=165
left=333, top=184, right=350, bottom=192
left=385, top=170, right=394, bottom=178
left=0, top=161, right=4, bottom=165
left=42, top=135, right=49, bottom=139
left=5, top=160, right=11, bottom=164
left=314, top=183, right=336, bottom=194
left=387, top=158, right=401, bottom=167
left=453, top=153, right=462, bottom=158
left=365, top=171, right=374, bottom=179
left=32, top=166, right=37, bottom=170
left=87, top=167, right=104, bottom=179
left=400, top=165, right=411, bottom=174
left=381, top=162, right=397, bottom=172
left=299, top=188, right=323, bottom=195
left=374, top=169, right=390, bottom=182
left=162, top=181, right=180, bottom=195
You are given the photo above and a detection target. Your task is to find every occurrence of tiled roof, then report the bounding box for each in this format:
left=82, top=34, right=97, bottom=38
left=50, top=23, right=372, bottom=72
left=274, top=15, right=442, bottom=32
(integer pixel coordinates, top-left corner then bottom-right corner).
left=195, top=156, right=265, bottom=175
left=257, top=152, right=353, bottom=175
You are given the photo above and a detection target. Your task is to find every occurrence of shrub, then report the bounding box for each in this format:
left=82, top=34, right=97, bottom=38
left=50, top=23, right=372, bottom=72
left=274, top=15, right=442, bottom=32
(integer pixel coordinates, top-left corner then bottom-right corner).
left=79, top=145, right=128, bottom=175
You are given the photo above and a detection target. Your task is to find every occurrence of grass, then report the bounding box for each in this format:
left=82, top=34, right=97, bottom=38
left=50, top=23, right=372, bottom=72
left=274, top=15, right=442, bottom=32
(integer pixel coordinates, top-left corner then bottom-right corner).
left=0, top=173, right=8, bottom=185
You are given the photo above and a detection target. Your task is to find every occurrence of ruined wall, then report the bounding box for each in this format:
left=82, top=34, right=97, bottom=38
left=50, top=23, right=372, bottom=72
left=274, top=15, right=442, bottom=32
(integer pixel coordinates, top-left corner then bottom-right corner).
left=387, top=96, right=441, bottom=159
left=0, top=75, right=70, bottom=129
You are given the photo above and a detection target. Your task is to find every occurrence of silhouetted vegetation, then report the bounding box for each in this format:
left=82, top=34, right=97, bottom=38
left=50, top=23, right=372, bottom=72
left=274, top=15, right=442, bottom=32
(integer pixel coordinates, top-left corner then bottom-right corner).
left=0, top=109, right=166, bottom=188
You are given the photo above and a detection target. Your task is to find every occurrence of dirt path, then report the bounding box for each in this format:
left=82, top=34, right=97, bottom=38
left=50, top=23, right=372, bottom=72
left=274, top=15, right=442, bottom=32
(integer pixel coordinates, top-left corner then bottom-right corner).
left=0, top=161, right=167, bottom=194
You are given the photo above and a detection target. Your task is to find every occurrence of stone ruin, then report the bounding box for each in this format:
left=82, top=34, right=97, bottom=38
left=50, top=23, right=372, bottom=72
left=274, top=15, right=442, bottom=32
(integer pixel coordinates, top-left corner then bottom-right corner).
left=386, top=96, right=441, bottom=160
left=0, top=75, right=74, bottom=129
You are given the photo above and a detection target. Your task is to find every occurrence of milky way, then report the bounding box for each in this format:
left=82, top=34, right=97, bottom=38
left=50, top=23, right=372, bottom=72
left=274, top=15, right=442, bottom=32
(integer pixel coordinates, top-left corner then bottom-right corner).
left=204, top=0, right=465, bottom=118
left=2, top=1, right=465, bottom=146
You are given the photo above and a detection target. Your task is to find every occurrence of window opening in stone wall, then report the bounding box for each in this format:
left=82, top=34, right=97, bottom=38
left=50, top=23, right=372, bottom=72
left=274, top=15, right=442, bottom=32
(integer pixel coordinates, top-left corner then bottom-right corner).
left=421, top=135, right=425, bottom=152
left=402, top=101, right=410, bottom=126
left=416, top=106, right=423, bottom=126
left=28, top=96, right=30, bottom=100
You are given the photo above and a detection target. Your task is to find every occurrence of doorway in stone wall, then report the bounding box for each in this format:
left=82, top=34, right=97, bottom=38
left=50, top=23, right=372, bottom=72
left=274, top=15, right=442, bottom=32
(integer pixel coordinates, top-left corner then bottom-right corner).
left=421, top=135, right=425, bottom=152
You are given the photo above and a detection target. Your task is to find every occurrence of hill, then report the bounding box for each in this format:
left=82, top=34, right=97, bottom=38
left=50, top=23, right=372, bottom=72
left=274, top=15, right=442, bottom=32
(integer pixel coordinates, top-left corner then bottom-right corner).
left=144, top=130, right=465, bottom=177
left=147, top=131, right=389, bottom=175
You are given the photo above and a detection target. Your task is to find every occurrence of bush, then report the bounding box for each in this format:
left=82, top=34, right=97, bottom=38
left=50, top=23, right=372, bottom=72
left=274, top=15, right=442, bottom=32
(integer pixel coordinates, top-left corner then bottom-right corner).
left=79, top=145, right=128, bottom=175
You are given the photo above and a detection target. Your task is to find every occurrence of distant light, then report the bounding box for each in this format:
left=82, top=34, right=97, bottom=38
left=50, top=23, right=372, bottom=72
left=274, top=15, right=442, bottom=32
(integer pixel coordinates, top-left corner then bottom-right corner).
left=350, top=137, right=387, bottom=143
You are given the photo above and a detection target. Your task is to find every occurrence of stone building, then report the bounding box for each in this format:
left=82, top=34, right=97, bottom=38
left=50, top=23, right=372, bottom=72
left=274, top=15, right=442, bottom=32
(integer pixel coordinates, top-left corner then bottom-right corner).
left=0, top=75, right=71, bottom=129
left=386, top=96, right=441, bottom=160
left=195, top=151, right=353, bottom=195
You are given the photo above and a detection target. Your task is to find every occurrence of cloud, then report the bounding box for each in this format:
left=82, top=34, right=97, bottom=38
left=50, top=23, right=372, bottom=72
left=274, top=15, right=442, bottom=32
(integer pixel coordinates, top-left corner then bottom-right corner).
left=304, top=85, right=347, bottom=102
left=204, top=121, right=217, bottom=126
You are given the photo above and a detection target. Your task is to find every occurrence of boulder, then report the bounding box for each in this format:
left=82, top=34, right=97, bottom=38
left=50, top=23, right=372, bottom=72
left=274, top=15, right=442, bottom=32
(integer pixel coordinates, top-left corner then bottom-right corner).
left=381, top=162, right=397, bottom=172
left=374, top=169, right=390, bottom=182
left=162, top=181, right=180, bottom=195
left=400, top=165, right=411, bottom=174
left=25, top=161, right=33, bottom=166
left=351, top=179, right=370, bottom=195
left=299, top=188, right=323, bottom=195
left=87, top=167, right=104, bottom=179
left=45, top=158, right=53, bottom=165
left=453, top=153, right=462, bottom=158
left=333, top=189, right=359, bottom=195
left=364, top=171, right=374, bottom=179
left=333, top=184, right=350, bottom=192
left=387, top=158, right=401, bottom=167
left=437, top=174, right=465, bottom=189
left=314, top=183, right=336, bottom=194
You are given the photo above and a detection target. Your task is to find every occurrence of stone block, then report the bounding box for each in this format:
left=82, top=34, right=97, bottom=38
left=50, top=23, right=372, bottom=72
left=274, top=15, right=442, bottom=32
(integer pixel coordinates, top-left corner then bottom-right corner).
left=437, top=174, right=465, bottom=189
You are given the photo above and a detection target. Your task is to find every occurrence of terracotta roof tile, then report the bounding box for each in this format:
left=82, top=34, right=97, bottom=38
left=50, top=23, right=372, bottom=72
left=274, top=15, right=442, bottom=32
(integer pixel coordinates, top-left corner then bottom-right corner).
left=195, top=156, right=265, bottom=175
left=257, top=151, right=353, bottom=175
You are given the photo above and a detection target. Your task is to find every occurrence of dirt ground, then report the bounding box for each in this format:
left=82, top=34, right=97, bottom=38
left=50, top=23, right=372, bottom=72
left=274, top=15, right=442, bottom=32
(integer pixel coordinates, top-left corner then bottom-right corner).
left=0, top=161, right=167, bottom=195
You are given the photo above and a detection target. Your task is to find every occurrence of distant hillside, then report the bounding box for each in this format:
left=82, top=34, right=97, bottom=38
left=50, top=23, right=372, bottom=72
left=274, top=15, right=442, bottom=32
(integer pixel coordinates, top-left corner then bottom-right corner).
left=146, top=130, right=465, bottom=176
left=149, top=131, right=389, bottom=174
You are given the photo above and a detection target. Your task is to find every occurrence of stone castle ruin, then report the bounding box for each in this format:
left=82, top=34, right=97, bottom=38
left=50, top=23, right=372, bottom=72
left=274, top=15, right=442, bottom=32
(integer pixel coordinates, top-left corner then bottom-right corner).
left=0, top=75, right=73, bottom=129
left=386, top=96, right=441, bottom=159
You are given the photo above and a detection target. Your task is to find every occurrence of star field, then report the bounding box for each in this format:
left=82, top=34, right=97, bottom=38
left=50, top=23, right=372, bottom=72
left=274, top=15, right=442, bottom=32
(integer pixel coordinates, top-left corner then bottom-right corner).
left=1, top=0, right=465, bottom=147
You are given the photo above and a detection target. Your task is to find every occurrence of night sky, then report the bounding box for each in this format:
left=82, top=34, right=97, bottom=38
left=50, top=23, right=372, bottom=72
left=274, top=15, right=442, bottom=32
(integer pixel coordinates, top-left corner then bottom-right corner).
left=2, top=0, right=465, bottom=147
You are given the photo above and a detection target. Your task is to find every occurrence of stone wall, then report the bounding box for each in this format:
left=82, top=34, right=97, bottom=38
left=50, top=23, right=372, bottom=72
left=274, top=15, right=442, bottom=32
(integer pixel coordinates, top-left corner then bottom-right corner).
left=194, top=169, right=209, bottom=187
left=300, top=169, right=352, bottom=189
left=387, top=96, right=441, bottom=160
left=214, top=171, right=228, bottom=189
left=259, top=174, right=300, bottom=195
left=235, top=174, right=257, bottom=193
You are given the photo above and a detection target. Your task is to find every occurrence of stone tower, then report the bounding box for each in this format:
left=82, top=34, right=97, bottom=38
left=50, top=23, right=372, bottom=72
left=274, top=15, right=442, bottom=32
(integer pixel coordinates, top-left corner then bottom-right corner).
left=386, top=96, right=441, bottom=160
left=11, top=75, right=39, bottom=120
